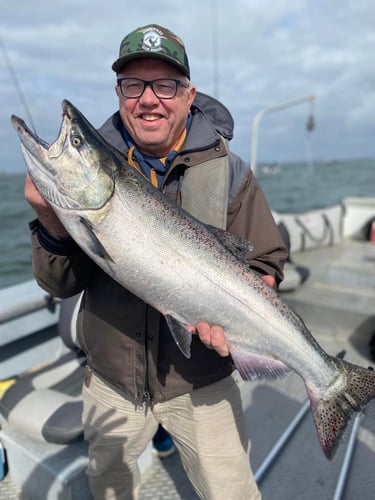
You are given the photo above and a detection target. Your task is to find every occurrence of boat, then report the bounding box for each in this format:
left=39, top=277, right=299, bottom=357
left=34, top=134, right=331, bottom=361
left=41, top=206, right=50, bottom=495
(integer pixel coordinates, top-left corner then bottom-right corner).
left=1, top=98, right=375, bottom=499
left=260, top=163, right=282, bottom=175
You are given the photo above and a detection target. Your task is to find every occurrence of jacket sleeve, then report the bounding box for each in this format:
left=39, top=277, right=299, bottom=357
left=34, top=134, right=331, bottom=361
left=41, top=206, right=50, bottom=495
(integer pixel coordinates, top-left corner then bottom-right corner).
left=227, top=152, right=288, bottom=285
left=30, top=221, right=95, bottom=298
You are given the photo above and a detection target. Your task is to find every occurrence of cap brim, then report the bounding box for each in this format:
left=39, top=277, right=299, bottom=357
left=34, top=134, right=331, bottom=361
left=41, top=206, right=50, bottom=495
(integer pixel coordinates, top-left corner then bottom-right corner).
left=112, top=52, right=189, bottom=78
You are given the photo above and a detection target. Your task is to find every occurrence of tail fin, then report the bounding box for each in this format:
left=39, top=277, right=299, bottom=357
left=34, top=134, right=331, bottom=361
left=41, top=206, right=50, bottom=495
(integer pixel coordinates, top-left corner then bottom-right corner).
left=308, top=358, right=375, bottom=459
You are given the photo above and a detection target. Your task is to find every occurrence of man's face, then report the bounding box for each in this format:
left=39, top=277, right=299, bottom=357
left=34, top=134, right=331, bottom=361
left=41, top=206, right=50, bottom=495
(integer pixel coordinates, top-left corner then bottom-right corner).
left=116, top=59, right=196, bottom=157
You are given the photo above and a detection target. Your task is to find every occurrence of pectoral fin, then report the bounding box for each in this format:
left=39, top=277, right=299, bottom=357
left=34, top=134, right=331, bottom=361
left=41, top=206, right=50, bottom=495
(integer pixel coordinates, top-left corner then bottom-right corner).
left=79, top=217, right=114, bottom=261
left=165, top=315, right=192, bottom=359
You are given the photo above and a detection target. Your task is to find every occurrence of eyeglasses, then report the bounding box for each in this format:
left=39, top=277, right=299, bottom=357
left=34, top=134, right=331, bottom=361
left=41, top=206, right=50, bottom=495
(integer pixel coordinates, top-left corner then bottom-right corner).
left=117, top=78, right=189, bottom=99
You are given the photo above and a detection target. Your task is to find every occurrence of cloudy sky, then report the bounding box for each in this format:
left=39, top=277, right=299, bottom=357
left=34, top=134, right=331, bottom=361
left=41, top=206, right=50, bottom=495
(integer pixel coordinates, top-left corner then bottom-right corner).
left=1, top=0, right=374, bottom=173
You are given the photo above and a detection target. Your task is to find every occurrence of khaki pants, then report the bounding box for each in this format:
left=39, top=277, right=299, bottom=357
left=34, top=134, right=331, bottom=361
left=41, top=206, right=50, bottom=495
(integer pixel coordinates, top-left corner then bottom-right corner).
left=82, top=371, right=261, bottom=500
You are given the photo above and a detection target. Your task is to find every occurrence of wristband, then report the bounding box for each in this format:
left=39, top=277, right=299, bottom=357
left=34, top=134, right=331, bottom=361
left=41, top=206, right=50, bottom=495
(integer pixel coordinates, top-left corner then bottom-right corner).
left=29, top=218, right=81, bottom=256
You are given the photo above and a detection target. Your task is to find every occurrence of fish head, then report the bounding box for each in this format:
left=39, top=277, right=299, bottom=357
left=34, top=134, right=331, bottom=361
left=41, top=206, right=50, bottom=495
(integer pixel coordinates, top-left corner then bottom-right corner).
left=11, top=99, right=116, bottom=211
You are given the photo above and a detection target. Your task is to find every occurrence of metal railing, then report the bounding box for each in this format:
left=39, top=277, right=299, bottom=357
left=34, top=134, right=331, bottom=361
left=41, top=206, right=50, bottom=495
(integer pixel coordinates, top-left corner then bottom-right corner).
left=0, top=294, right=59, bottom=325
left=250, top=95, right=316, bottom=175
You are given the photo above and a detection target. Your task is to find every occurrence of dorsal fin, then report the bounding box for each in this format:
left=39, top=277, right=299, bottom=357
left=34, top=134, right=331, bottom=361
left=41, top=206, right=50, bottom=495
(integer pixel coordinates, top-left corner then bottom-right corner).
left=207, top=225, right=253, bottom=262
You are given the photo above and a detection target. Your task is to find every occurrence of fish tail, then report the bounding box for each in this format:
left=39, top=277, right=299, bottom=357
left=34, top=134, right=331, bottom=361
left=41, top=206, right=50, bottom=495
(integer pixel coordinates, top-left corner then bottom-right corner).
left=307, top=358, right=375, bottom=459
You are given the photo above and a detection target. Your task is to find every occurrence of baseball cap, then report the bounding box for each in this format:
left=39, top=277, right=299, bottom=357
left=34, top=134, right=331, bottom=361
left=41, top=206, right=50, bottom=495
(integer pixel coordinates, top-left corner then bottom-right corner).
left=112, top=24, right=190, bottom=79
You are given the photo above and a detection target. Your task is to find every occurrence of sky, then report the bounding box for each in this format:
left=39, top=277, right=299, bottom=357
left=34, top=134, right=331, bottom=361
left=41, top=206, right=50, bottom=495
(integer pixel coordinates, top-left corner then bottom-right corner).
left=1, top=0, right=375, bottom=174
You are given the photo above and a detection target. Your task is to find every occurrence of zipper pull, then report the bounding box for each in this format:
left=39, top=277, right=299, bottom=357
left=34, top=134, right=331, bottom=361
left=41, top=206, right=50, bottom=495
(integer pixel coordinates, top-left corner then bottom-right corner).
left=138, top=391, right=152, bottom=410
left=84, top=364, right=93, bottom=388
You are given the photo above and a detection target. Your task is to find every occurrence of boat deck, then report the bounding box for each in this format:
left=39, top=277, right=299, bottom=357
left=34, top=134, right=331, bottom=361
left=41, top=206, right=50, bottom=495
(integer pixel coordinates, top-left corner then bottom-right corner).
left=1, top=328, right=374, bottom=499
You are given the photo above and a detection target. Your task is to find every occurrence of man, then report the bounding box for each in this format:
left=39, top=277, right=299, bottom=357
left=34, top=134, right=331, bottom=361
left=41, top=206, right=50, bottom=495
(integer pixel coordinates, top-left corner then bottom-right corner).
left=25, top=24, right=287, bottom=499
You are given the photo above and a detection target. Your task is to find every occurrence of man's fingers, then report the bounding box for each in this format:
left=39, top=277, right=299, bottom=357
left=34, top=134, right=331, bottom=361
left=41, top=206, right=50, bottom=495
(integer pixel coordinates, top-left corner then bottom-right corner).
left=210, top=326, right=230, bottom=356
left=196, top=321, right=229, bottom=357
left=196, top=321, right=211, bottom=347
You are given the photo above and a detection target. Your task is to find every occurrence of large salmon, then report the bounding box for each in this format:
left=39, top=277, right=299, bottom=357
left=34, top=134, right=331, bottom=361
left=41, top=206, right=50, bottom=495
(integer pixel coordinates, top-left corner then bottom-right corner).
left=11, top=100, right=375, bottom=459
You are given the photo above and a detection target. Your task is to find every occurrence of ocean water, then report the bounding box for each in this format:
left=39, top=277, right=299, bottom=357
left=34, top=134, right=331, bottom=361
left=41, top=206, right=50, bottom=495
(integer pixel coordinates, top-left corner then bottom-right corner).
left=1, top=158, right=374, bottom=290
left=1, top=173, right=35, bottom=289
left=257, top=158, right=375, bottom=213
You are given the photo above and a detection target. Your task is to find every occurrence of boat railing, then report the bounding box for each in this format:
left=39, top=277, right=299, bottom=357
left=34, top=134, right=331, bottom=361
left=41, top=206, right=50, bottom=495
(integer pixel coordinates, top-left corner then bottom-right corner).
left=0, top=293, right=59, bottom=326
left=250, top=95, right=316, bottom=175
left=0, top=280, right=62, bottom=379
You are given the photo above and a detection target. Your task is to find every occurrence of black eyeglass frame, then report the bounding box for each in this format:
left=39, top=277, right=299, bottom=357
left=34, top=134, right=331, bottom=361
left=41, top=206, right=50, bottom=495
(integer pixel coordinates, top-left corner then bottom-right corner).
left=116, top=78, right=190, bottom=99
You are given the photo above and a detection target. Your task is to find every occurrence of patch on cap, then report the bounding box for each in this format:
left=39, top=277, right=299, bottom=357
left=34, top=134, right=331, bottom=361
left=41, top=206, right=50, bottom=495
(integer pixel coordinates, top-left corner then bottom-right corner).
left=142, top=28, right=164, bottom=51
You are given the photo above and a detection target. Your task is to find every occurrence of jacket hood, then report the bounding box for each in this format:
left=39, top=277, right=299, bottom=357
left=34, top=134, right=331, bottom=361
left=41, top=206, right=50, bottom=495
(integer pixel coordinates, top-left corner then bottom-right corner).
left=192, top=92, right=234, bottom=141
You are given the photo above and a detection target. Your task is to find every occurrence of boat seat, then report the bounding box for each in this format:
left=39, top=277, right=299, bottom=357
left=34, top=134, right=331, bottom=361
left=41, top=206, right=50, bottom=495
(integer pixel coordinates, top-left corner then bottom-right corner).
left=0, top=293, right=86, bottom=445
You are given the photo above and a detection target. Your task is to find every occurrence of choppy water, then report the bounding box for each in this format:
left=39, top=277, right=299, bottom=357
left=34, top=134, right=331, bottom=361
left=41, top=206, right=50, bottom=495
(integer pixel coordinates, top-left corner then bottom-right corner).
left=257, top=158, right=375, bottom=212
left=1, top=158, right=374, bottom=289
left=1, top=173, right=35, bottom=289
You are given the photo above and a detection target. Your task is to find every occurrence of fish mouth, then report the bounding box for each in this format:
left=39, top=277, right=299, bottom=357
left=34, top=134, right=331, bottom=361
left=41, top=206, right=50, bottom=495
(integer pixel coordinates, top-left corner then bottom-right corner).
left=10, top=101, right=69, bottom=199
left=11, top=99, right=93, bottom=167
left=61, top=98, right=78, bottom=121
left=10, top=112, right=72, bottom=207
left=10, top=99, right=81, bottom=165
left=11, top=114, right=50, bottom=149
left=11, top=109, right=70, bottom=173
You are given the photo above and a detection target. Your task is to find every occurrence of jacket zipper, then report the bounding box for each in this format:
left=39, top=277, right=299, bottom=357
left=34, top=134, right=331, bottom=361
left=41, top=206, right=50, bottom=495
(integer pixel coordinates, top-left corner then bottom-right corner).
left=138, top=312, right=154, bottom=410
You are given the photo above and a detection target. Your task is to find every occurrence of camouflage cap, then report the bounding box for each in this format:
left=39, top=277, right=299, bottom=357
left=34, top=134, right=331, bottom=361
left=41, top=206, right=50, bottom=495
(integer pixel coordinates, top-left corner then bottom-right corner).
left=112, top=24, right=190, bottom=79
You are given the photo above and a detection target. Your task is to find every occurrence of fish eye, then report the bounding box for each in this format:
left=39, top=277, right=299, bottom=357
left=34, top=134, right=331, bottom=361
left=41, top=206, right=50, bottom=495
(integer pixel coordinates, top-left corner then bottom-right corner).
left=71, top=134, right=82, bottom=148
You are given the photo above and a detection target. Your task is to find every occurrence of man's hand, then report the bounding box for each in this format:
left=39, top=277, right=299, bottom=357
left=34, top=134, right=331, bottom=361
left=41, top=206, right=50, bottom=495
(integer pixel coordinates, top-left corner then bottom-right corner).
left=24, top=174, right=50, bottom=210
left=24, top=175, right=69, bottom=237
left=193, top=274, right=276, bottom=356
left=196, top=321, right=230, bottom=357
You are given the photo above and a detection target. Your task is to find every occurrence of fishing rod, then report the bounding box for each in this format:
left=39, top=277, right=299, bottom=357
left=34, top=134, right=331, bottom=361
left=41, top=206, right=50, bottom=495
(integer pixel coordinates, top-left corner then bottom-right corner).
left=0, top=37, right=38, bottom=134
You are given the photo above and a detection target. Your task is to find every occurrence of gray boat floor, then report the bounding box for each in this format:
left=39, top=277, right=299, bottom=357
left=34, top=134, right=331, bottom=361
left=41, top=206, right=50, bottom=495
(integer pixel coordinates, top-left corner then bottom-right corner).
left=4, top=327, right=371, bottom=500
left=1, top=240, right=375, bottom=499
